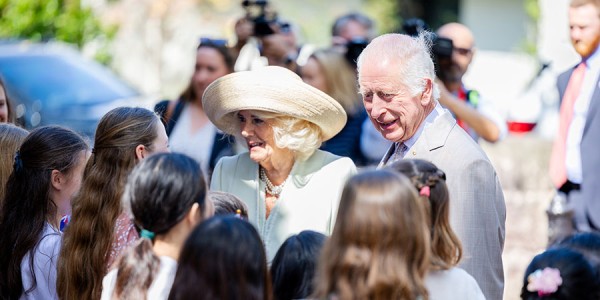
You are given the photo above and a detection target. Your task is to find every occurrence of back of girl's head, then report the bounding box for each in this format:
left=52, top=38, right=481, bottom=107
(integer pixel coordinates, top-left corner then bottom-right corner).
left=521, top=248, right=600, bottom=300
left=210, top=190, right=248, bottom=219
left=315, top=169, right=430, bottom=300
left=387, top=159, right=462, bottom=269
left=554, top=232, right=600, bottom=275
left=125, top=152, right=207, bottom=233
left=112, top=153, right=207, bottom=299
left=0, top=123, right=28, bottom=206
left=271, top=230, right=326, bottom=300
left=58, top=106, right=160, bottom=300
left=169, top=216, right=271, bottom=300
left=0, top=126, right=87, bottom=299
left=93, top=106, right=160, bottom=168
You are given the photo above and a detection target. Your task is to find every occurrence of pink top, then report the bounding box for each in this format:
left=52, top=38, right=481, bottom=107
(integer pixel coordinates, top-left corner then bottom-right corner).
left=106, top=213, right=139, bottom=270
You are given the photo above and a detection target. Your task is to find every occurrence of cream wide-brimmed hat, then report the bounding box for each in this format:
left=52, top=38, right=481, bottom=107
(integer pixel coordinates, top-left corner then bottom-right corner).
left=202, top=66, right=347, bottom=141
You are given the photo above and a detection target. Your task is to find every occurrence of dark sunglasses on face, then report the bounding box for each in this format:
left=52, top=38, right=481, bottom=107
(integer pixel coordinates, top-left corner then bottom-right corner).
left=453, top=46, right=473, bottom=56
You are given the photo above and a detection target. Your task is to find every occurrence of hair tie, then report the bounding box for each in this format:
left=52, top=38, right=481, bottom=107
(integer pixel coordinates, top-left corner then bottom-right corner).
left=140, top=229, right=155, bottom=240
left=527, top=267, right=562, bottom=297
left=13, top=151, right=23, bottom=173
left=419, top=186, right=430, bottom=197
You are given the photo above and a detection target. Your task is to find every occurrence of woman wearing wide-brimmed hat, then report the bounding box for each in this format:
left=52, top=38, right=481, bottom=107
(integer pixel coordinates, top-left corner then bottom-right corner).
left=204, top=66, right=357, bottom=261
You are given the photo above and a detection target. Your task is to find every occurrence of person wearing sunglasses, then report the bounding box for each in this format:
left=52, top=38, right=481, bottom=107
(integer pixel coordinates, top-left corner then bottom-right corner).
left=435, top=22, right=507, bottom=143
left=154, top=38, right=236, bottom=177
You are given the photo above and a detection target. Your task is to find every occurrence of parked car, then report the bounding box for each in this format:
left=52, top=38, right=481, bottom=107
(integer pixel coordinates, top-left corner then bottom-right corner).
left=0, top=41, right=150, bottom=138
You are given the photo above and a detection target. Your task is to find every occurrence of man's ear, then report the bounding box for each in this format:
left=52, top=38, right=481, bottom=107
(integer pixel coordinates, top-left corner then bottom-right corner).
left=420, top=78, right=434, bottom=106
left=135, top=144, right=146, bottom=161
left=51, top=169, right=63, bottom=191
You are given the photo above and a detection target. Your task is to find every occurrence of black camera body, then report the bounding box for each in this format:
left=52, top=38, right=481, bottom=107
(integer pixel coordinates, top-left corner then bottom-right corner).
left=345, top=37, right=369, bottom=67
left=402, top=18, right=453, bottom=76
left=242, top=0, right=279, bottom=37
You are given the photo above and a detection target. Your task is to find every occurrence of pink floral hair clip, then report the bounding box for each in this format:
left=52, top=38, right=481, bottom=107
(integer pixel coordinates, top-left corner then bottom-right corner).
left=419, top=186, right=430, bottom=197
left=527, top=267, right=563, bottom=297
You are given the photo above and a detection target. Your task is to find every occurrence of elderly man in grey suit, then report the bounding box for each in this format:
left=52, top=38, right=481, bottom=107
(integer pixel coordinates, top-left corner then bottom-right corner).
left=357, top=33, right=506, bottom=300
left=551, top=0, right=600, bottom=233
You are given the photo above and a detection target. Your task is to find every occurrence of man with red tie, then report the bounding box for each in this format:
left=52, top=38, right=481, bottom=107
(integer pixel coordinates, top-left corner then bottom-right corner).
left=551, top=0, right=600, bottom=232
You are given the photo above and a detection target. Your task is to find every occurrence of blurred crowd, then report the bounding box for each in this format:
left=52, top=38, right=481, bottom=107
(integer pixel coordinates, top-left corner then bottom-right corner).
left=2, top=0, right=600, bottom=299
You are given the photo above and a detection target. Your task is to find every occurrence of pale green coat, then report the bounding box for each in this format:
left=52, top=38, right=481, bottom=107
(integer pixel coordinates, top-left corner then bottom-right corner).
left=210, top=150, right=357, bottom=261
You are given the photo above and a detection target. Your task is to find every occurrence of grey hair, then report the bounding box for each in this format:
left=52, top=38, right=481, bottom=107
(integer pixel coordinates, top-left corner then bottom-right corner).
left=356, top=33, right=440, bottom=101
left=331, top=12, right=376, bottom=40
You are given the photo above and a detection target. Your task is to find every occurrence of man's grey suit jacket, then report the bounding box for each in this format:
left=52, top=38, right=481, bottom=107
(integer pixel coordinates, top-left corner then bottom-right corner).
left=380, top=111, right=506, bottom=300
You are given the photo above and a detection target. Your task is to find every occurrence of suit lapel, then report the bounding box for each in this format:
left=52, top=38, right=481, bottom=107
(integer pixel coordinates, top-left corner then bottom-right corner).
left=584, top=79, right=600, bottom=135
left=411, top=112, right=456, bottom=158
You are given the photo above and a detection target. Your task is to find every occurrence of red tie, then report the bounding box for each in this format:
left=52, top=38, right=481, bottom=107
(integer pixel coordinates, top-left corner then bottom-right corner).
left=550, top=62, right=587, bottom=188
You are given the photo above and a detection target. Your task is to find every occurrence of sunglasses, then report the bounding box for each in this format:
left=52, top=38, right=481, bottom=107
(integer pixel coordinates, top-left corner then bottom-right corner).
left=453, top=47, right=473, bottom=56
left=199, top=37, right=228, bottom=48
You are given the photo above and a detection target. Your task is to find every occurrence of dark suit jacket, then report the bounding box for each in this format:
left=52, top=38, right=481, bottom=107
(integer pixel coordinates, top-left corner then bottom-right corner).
left=557, top=66, right=600, bottom=229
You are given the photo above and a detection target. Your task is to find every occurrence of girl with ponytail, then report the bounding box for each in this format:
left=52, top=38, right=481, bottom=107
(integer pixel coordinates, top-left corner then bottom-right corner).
left=388, top=159, right=485, bottom=299
left=0, top=126, right=88, bottom=299
left=101, top=153, right=211, bottom=300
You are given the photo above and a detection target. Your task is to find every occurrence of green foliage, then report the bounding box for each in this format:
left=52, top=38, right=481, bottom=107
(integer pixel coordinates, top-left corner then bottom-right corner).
left=523, top=0, right=539, bottom=56
left=0, top=0, right=114, bottom=51
left=364, top=0, right=400, bottom=34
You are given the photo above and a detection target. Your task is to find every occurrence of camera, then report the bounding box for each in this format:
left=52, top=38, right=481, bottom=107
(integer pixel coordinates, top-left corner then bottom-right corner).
left=242, top=0, right=280, bottom=37
left=345, top=37, right=369, bottom=68
left=402, top=18, right=453, bottom=76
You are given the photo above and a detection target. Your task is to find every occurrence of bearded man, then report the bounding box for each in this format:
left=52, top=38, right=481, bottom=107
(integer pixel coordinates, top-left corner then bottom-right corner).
left=550, top=0, right=600, bottom=232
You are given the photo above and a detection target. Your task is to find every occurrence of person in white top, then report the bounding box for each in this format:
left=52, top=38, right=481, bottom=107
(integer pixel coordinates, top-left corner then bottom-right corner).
left=101, top=153, right=213, bottom=300
left=0, top=126, right=88, bottom=299
left=388, top=159, right=485, bottom=300
left=154, top=39, right=236, bottom=176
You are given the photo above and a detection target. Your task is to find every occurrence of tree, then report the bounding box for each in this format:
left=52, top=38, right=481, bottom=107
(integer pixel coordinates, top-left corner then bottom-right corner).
left=0, top=0, right=115, bottom=62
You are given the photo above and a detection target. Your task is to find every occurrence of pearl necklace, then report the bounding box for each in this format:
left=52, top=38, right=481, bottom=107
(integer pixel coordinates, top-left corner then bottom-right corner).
left=259, top=167, right=286, bottom=197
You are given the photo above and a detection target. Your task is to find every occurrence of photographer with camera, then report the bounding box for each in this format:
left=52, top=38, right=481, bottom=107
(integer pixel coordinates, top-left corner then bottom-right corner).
left=233, top=0, right=307, bottom=72
left=435, top=22, right=507, bottom=143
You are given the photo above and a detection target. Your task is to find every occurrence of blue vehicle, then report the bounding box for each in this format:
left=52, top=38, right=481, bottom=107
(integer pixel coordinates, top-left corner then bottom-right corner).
left=0, top=41, right=148, bottom=138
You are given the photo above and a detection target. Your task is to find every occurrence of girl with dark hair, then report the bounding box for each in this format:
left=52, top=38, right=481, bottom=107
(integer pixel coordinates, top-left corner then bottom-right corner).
left=521, top=248, right=600, bottom=300
left=168, top=216, right=271, bottom=300
left=58, top=107, right=169, bottom=300
left=154, top=39, right=236, bottom=175
left=209, top=190, right=249, bottom=219
left=554, top=232, right=600, bottom=275
left=388, top=159, right=484, bottom=299
left=270, top=230, right=326, bottom=300
left=314, top=169, right=430, bottom=300
left=0, top=126, right=88, bottom=299
left=101, top=153, right=210, bottom=299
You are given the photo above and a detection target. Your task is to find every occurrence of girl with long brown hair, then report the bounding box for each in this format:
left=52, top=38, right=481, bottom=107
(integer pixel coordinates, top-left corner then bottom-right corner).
left=388, top=159, right=484, bottom=299
left=314, top=169, right=430, bottom=300
left=58, top=107, right=169, bottom=300
left=0, top=126, right=88, bottom=299
left=101, top=153, right=210, bottom=299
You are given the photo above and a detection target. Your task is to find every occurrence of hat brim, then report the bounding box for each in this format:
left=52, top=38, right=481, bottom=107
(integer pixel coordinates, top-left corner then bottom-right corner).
left=202, top=66, right=347, bottom=141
